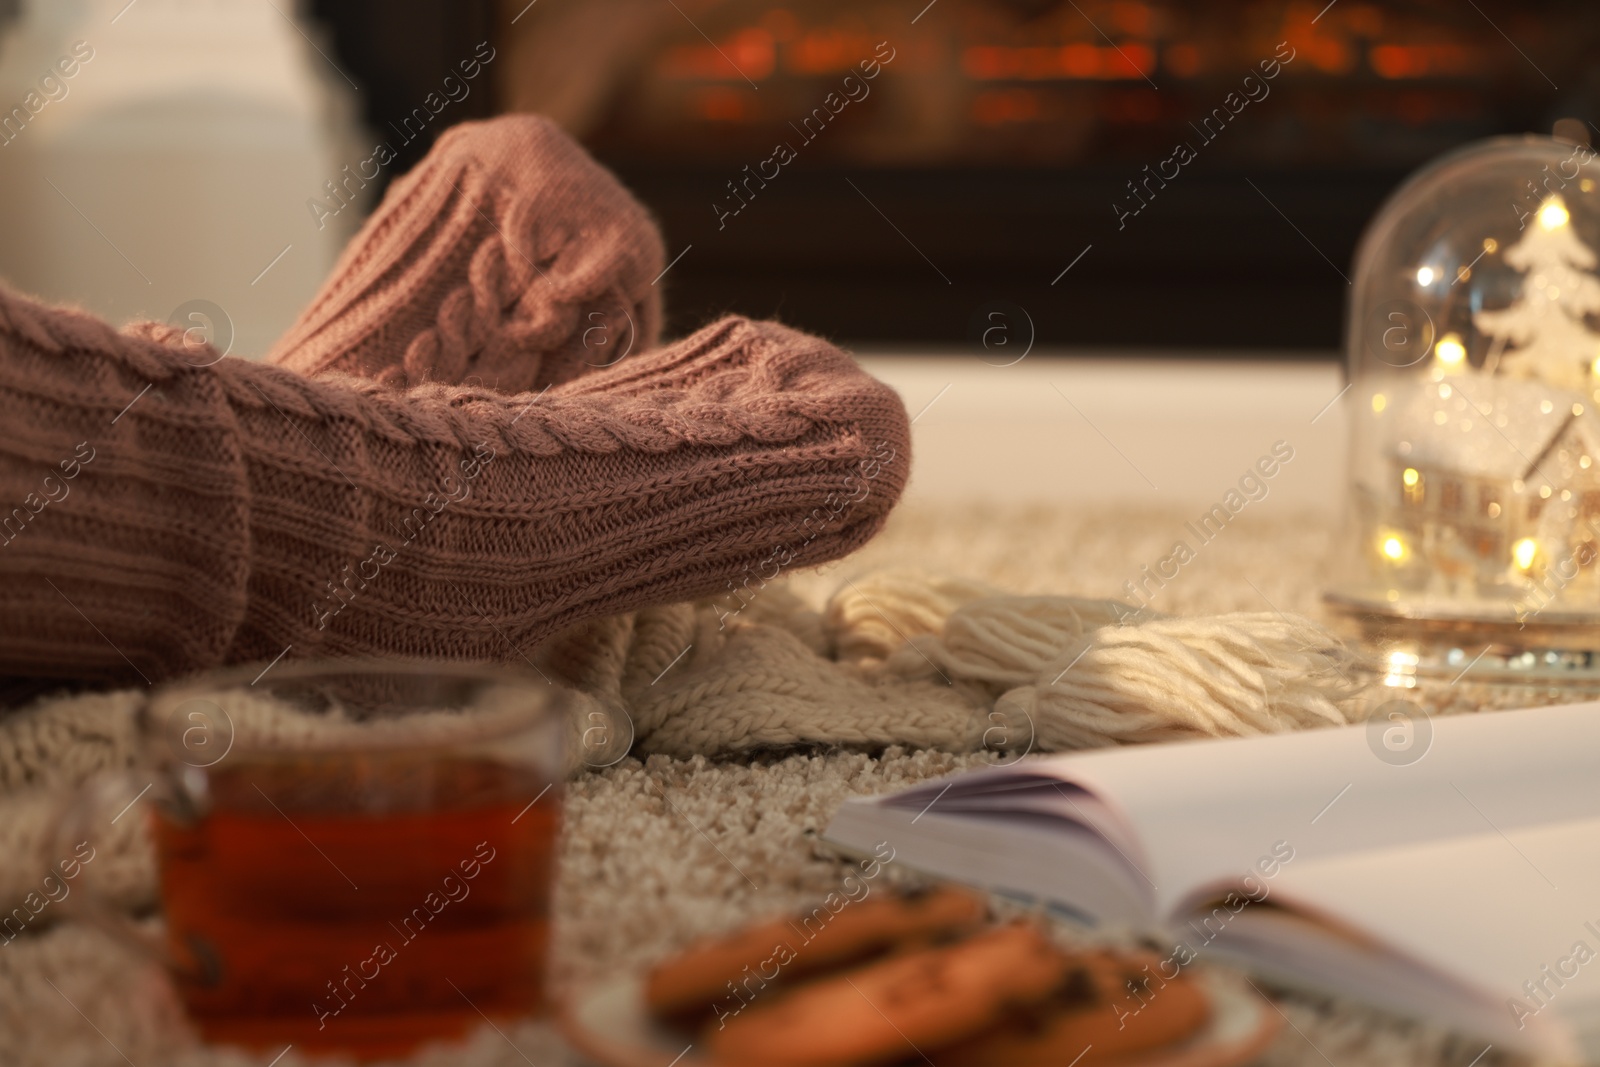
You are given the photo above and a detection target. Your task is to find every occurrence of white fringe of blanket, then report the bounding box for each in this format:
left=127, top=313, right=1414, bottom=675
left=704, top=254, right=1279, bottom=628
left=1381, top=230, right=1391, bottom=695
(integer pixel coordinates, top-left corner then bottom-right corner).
left=548, top=569, right=1368, bottom=765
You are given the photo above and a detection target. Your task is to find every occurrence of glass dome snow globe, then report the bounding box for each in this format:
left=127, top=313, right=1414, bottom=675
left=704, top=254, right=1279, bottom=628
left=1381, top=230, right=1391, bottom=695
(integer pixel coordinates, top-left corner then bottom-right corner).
left=1326, top=133, right=1600, bottom=686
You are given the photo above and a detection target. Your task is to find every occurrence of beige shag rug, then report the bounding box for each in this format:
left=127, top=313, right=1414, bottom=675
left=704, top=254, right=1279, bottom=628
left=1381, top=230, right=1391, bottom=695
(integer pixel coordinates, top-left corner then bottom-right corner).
left=0, top=503, right=1532, bottom=1067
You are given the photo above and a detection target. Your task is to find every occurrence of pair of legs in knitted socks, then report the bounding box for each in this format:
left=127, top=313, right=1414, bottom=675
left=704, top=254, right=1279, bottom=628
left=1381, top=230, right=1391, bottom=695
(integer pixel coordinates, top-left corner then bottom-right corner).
left=0, top=117, right=908, bottom=684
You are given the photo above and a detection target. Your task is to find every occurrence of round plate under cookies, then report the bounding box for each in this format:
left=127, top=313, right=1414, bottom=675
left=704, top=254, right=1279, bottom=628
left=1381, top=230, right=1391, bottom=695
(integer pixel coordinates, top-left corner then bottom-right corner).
left=558, top=965, right=1283, bottom=1067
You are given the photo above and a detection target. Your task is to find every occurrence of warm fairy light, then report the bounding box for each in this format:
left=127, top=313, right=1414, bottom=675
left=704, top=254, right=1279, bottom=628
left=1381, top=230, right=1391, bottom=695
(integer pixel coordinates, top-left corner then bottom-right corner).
left=1382, top=646, right=1420, bottom=687
left=1382, top=647, right=1419, bottom=688
left=1513, top=537, right=1539, bottom=571
left=1483, top=237, right=1499, bottom=253
left=1402, top=467, right=1420, bottom=487
left=1372, top=392, right=1387, bottom=413
left=1539, top=197, right=1571, bottom=231
left=1434, top=333, right=1466, bottom=368
left=1416, top=266, right=1435, bottom=286
left=1592, top=353, right=1600, bottom=378
left=1380, top=534, right=1408, bottom=562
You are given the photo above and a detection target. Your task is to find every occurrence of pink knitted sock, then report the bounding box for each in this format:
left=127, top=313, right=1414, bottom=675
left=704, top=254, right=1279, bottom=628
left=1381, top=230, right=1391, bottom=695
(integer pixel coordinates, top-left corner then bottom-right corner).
left=0, top=291, right=908, bottom=684
left=267, top=115, right=664, bottom=393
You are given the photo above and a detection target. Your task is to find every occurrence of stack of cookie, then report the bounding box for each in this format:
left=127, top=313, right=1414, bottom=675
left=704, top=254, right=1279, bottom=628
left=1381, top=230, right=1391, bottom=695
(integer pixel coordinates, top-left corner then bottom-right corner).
left=644, top=887, right=1212, bottom=1066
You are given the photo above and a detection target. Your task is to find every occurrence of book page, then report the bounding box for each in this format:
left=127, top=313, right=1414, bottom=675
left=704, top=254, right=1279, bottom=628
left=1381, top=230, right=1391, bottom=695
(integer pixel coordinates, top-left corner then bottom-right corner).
left=952, top=701, right=1600, bottom=915
left=876, top=777, right=1143, bottom=864
left=825, top=800, right=1155, bottom=925
left=1211, top=814, right=1600, bottom=1059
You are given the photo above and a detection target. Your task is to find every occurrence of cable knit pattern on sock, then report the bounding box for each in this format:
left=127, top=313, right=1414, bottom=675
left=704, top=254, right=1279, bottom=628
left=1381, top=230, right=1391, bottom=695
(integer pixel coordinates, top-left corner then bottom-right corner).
left=267, top=115, right=665, bottom=393
left=0, top=288, right=908, bottom=683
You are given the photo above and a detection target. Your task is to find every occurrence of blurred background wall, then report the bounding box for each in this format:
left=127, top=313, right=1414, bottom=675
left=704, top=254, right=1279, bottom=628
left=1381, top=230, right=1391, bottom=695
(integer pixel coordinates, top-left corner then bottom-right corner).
left=0, top=0, right=369, bottom=357
left=0, top=0, right=1592, bottom=357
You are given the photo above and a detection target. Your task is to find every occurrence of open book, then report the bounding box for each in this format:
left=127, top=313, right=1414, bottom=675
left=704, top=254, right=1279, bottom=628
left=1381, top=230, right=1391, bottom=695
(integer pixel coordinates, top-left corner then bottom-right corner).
left=826, top=701, right=1600, bottom=1061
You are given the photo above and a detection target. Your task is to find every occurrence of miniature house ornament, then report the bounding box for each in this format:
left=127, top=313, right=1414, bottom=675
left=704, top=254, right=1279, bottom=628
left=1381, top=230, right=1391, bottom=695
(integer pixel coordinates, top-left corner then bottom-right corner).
left=1326, top=133, right=1600, bottom=684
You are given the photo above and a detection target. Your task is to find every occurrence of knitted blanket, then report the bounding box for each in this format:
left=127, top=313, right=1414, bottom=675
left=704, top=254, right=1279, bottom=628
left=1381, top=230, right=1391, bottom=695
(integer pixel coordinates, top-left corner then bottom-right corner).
left=0, top=502, right=1532, bottom=1067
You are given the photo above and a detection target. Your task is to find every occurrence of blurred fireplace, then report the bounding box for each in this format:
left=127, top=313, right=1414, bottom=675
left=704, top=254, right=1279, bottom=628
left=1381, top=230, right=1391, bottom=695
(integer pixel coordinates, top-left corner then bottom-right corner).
left=495, top=0, right=1600, bottom=351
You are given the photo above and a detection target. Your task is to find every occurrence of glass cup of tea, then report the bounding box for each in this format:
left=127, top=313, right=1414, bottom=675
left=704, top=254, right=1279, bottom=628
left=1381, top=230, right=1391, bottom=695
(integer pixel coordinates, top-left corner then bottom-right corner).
left=61, top=660, right=568, bottom=1060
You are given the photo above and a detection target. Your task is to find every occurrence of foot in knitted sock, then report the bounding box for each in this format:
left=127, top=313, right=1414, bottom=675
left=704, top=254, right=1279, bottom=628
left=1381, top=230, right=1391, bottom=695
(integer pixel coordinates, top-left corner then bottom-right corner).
left=0, top=291, right=908, bottom=683
left=267, top=115, right=664, bottom=393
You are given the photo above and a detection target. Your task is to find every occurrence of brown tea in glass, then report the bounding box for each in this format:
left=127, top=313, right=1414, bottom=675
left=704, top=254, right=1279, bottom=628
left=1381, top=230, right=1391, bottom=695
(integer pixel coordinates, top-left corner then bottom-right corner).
left=155, top=754, right=559, bottom=1058
left=66, top=661, right=570, bottom=1061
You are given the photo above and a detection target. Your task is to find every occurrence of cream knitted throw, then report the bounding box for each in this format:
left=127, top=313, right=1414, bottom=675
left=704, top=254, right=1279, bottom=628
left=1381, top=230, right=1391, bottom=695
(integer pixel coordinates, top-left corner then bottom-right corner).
left=0, top=503, right=1532, bottom=1067
left=536, top=570, right=1365, bottom=767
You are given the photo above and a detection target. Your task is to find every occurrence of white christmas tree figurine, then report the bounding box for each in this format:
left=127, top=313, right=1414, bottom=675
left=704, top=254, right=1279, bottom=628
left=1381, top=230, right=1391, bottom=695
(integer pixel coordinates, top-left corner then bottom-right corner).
left=1475, top=195, right=1600, bottom=391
